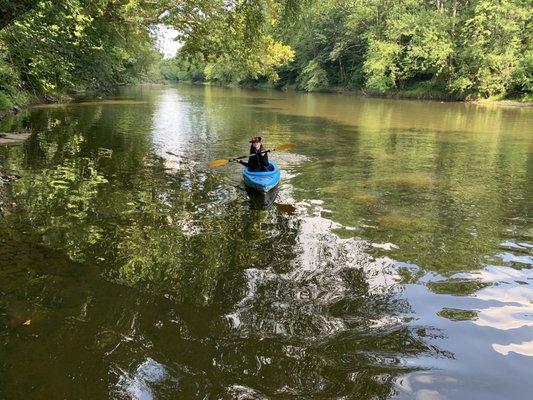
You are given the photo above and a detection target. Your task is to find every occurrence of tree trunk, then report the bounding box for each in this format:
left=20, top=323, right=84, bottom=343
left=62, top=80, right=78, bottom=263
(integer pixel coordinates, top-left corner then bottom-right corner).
left=338, top=58, right=345, bottom=83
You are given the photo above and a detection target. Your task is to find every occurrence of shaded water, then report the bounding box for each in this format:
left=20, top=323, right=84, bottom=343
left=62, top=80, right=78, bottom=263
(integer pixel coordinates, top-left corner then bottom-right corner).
left=0, top=85, right=532, bottom=399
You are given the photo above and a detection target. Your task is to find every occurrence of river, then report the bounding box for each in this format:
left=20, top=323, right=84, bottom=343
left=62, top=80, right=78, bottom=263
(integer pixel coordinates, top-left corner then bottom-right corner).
left=0, top=85, right=532, bottom=399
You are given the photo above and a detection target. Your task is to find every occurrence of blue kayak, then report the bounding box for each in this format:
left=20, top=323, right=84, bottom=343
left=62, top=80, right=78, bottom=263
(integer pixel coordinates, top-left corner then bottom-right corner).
left=242, top=161, right=281, bottom=192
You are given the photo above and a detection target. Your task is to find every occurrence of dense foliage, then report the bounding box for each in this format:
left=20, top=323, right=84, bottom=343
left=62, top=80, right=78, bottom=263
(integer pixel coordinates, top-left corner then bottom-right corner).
left=0, top=0, right=300, bottom=110
left=0, top=0, right=531, bottom=106
left=0, top=0, right=159, bottom=109
left=166, top=0, right=532, bottom=100
left=158, top=0, right=296, bottom=85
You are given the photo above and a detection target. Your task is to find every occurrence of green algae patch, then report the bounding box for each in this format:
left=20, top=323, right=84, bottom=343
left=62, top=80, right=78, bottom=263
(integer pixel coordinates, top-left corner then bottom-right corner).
left=437, top=307, right=478, bottom=321
left=427, top=279, right=491, bottom=296
left=351, top=192, right=379, bottom=204
left=388, top=173, right=436, bottom=188
left=376, top=212, right=434, bottom=232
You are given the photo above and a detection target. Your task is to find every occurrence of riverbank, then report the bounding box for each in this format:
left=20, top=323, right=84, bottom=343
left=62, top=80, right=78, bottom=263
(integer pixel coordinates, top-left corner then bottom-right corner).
left=0, top=89, right=110, bottom=121
left=470, top=98, right=533, bottom=108
left=1, top=81, right=530, bottom=122
left=0, top=80, right=166, bottom=122
left=0, top=90, right=70, bottom=121
left=165, top=80, right=533, bottom=106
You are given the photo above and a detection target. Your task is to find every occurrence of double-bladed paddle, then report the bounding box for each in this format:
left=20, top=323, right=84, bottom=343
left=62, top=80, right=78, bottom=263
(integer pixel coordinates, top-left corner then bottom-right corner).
left=210, top=143, right=294, bottom=168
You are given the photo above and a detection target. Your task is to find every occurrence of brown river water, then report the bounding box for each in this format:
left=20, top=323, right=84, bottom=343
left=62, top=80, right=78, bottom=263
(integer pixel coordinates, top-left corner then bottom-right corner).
left=0, top=85, right=532, bottom=399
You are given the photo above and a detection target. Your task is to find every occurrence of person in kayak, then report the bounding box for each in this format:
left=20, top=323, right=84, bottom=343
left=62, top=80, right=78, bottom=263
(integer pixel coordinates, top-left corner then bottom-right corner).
left=237, top=136, right=270, bottom=171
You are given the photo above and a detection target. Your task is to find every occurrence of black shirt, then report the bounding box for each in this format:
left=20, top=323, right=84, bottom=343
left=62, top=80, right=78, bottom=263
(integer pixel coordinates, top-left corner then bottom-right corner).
left=239, top=145, right=269, bottom=171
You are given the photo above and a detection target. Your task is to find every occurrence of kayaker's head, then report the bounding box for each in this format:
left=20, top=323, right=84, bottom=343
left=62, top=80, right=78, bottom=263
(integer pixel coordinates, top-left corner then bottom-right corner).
left=250, top=136, right=263, bottom=151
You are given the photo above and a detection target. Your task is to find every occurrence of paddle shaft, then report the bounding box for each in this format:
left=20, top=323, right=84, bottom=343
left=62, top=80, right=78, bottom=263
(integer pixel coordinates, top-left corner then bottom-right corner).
left=232, top=149, right=270, bottom=161
left=210, top=143, right=293, bottom=168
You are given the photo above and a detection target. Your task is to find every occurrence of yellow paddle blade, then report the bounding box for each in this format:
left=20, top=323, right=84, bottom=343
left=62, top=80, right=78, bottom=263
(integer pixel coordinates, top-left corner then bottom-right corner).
left=210, top=159, right=231, bottom=168
left=275, top=143, right=294, bottom=151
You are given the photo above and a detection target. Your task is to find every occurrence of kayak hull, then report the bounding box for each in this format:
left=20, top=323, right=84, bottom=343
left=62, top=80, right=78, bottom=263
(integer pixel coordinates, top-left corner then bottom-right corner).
left=242, top=161, right=281, bottom=193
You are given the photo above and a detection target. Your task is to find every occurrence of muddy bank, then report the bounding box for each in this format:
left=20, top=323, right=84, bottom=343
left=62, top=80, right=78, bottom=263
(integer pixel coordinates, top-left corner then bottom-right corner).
left=0, top=105, right=23, bottom=121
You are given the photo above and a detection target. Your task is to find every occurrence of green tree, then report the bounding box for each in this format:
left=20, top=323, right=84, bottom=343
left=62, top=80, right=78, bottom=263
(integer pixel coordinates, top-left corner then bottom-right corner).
left=277, top=0, right=531, bottom=99
left=451, top=0, right=531, bottom=98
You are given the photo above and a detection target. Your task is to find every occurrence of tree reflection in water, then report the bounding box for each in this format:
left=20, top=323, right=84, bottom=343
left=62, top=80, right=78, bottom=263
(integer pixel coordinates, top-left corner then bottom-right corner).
left=0, top=103, right=447, bottom=399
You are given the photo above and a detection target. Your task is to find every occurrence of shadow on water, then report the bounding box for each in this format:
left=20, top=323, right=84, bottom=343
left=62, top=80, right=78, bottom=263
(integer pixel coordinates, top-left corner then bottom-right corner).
left=0, top=84, right=531, bottom=400
left=244, top=185, right=280, bottom=210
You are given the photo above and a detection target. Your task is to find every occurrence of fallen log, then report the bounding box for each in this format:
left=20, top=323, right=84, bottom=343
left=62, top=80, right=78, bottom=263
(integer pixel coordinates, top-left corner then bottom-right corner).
left=0, top=132, right=31, bottom=146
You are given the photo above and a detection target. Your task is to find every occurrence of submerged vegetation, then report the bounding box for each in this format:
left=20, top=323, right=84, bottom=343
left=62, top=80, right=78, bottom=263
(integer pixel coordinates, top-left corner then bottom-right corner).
left=0, top=0, right=531, bottom=113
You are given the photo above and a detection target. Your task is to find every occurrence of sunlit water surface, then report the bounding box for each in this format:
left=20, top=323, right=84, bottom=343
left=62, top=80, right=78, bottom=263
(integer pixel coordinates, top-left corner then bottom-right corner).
left=0, top=85, right=532, bottom=399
